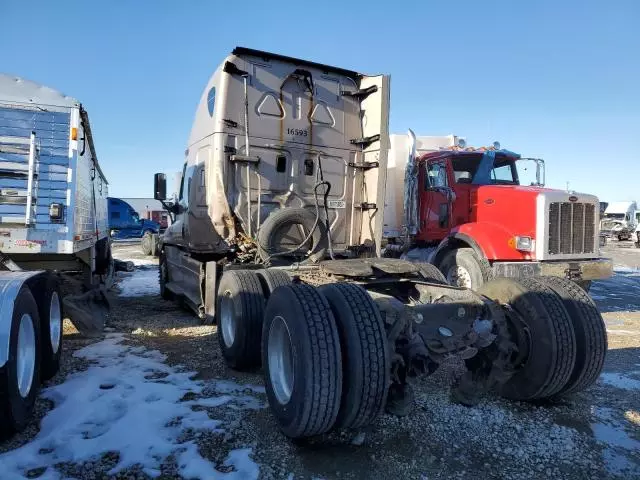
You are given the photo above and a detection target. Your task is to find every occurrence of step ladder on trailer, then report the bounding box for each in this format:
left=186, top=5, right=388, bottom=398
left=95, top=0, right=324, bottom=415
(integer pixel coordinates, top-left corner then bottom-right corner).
left=0, top=132, right=40, bottom=226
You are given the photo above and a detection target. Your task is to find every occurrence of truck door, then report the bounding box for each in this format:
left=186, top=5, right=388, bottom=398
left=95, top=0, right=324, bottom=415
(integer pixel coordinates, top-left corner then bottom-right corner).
left=418, top=159, right=452, bottom=242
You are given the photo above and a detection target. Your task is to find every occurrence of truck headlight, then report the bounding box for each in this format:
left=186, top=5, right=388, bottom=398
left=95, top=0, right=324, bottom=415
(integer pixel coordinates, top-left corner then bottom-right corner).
left=515, top=236, right=535, bottom=252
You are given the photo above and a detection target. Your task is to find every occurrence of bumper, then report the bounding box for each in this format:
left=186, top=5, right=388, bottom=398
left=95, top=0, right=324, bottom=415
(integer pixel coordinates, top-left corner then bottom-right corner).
left=492, top=258, right=613, bottom=281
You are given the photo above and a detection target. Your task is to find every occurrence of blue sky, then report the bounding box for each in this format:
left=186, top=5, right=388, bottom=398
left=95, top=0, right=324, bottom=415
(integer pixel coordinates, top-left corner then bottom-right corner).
left=1, top=0, right=638, bottom=201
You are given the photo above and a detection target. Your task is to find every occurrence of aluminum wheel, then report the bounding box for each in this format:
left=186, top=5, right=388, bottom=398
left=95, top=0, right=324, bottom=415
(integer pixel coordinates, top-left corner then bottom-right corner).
left=17, top=313, right=36, bottom=398
left=49, top=291, right=62, bottom=355
left=447, top=265, right=473, bottom=289
left=267, top=315, right=294, bottom=405
left=219, top=293, right=236, bottom=348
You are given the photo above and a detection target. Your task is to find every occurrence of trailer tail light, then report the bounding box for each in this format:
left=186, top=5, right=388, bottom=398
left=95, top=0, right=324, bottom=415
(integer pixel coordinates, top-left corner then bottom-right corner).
left=49, top=203, right=64, bottom=221
left=71, top=127, right=78, bottom=141
left=514, top=236, right=535, bottom=252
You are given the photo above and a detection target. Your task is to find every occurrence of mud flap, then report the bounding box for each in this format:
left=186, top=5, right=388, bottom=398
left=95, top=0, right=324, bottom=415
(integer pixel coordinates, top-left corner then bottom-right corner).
left=63, top=287, right=111, bottom=337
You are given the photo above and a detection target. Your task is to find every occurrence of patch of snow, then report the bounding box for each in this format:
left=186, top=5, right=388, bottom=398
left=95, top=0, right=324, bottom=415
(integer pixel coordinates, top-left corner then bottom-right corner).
left=129, top=258, right=158, bottom=266
left=591, top=407, right=640, bottom=476
left=606, top=329, right=640, bottom=335
left=118, top=267, right=160, bottom=297
left=0, top=334, right=260, bottom=479
left=600, top=372, right=640, bottom=391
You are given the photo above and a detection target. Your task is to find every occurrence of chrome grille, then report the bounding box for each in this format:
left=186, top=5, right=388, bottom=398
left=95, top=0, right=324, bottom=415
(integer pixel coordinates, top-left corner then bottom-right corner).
left=548, top=202, right=595, bottom=255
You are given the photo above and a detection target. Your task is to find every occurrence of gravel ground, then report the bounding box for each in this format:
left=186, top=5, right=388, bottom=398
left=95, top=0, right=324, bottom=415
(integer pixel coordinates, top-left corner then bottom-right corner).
left=1, top=240, right=639, bottom=479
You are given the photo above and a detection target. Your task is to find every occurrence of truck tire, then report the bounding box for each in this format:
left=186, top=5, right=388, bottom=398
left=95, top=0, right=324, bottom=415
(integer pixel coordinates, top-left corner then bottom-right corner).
left=538, top=277, right=607, bottom=396
left=575, top=280, right=591, bottom=293
left=256, top=269, right=292, bottom=298
left=141, top=232, right=152, bottom=256
left=0, top=287, right=42, bottom=437
left=439, top=247, right=492, bottom=289
left=318, top=283, right=389, bottom=429
left=478, top=277, right=576, bottom=401
left=258, top=208, right=327, bottom=264
left=159, top=250, right=174, bottom=301
left=36, top=276, right=63, bottom=381
left=262, top=284, right=342, bottom=438
left=415, top=263, right=448, bottom=285
left=217, top=270, right=266, bottom=370
left=150, top=234, right=159, bottom=258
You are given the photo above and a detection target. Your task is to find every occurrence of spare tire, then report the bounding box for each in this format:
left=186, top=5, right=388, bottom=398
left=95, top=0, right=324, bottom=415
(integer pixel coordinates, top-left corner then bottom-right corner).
left=141, top=233, right=152, bottom=256
left=258, top=208, right=327, bottom=264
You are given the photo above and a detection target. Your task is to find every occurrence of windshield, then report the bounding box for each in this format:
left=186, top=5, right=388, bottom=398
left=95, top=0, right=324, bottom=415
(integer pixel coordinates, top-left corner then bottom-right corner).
left=131, top=211, right=140, bottom=223
left=451, top=153, right=519, bottom=186
left=603, top=213, right=625, bottom=221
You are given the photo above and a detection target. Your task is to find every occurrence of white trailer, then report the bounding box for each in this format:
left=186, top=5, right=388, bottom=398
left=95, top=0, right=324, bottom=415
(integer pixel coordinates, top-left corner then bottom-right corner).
left=0, top=75, right=110, bottom=436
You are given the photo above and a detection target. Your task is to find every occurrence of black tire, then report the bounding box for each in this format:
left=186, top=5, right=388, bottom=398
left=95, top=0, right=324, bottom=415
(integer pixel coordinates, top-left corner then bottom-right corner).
left=262, top=284, right=342, bottom=438
left=256, top=269, right=292, bottom=298
left=414, top=263, right=448, bottom=285
left=217, top=270, right=266, bottom=370
left=538, top=277, right=607, bottom=396
left=159, top=250, right=174, bottom=301
left=141, top=232, right=152, bottom=256
left=478, top=277, right=576, bottom=400
left=94, top=237, right=112, bottom=275
left=258, top=208, right=328, bottom=264
left=36, top=276, right=63, bottom=381
left=0, top=287, right=42, bottom=437
left=575, top=280, right=592, bottom=293
left=318, top=283, right=389, bottom=429
left=438, top=247, right=492, bottom=289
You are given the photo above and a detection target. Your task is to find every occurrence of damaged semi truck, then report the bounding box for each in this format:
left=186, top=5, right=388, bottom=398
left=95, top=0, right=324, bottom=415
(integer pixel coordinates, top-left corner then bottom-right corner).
left=153, top=48, right=608, bottom=439
left=0, top=76, right=111, bottom=435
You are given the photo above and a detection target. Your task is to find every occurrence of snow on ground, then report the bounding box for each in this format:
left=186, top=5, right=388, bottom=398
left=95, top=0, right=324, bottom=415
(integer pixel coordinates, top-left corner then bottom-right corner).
left=118, top=266, right=160, bottom=297
left=591, top=407, right=640, bottom=476
left=0, top=334, right=262, bottom=479
left=599, top=372, right=640, bottom=391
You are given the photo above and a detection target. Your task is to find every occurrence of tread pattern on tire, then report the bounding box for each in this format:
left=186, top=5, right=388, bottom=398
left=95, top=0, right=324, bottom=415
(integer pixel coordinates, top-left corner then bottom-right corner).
left=218, top=270, right=265, bottom=369
left=256, top=269, right=292, bottom=297
left=539, top=276, right=607, bottom=396
left=415, top=263, right=448, bottom=285
left=513, top=277, right=576, bottom=399
left=286, top=284, right=342, bottom=437
left=319, top=283, right=388, bottom=429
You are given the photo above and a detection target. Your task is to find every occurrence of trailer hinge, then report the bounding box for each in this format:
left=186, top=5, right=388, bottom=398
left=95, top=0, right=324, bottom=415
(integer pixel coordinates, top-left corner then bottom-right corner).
left=224, top=146, right=237, bottom=154
left=229, top=154, right=260, bottom=164
left=348, top=161, right=379, bottom=170
left=359, top=202, right=377, bottom=211
left=350, top=134, right=380, bottom=148
left=223, top=119, right=238, bottom=128
left=341, top=85, right=378, bottom=100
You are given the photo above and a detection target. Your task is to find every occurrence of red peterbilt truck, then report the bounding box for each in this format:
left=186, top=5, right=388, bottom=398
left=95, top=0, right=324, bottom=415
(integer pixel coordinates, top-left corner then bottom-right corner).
left=383, top=133, right=613, bottom=290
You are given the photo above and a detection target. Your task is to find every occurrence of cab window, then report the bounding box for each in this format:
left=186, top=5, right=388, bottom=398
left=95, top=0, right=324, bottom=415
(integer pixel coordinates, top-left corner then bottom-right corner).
left=426, top=162, right=448, bottom=189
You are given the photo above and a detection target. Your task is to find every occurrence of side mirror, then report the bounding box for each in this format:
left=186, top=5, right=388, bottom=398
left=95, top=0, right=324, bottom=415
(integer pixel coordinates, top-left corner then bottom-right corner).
left=154, top=173, right=167, bottom=201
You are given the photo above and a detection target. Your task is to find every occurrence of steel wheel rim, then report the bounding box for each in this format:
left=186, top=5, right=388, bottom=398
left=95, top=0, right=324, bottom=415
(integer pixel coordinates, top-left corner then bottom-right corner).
left=17, top=313, right=36, bottom=398
left=268, top=315, right=294, bottom=405
left=220, top=293, right=236, bottom=348
left=447, top=266, right=473, bottom=289
left=50, top=291, right=62, bottom=354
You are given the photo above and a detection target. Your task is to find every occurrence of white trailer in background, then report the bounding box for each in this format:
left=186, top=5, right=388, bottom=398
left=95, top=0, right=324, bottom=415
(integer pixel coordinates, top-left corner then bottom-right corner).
left=0, top=75, right=111, bottom=436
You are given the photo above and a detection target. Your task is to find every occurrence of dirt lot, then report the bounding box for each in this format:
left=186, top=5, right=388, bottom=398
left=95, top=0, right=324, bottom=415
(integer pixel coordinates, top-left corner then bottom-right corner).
left=1, top=241, right=639, bottom=479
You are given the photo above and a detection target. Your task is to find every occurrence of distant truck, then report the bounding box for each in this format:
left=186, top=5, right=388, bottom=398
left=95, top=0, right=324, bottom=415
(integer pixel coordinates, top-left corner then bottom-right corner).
left=0, top=75, right=111, bottom=436
left=600, top=201, right=638, bottom=241
left=384, top=134, right=612, bottom=291
left=107, top=197, right=160, bottom=240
